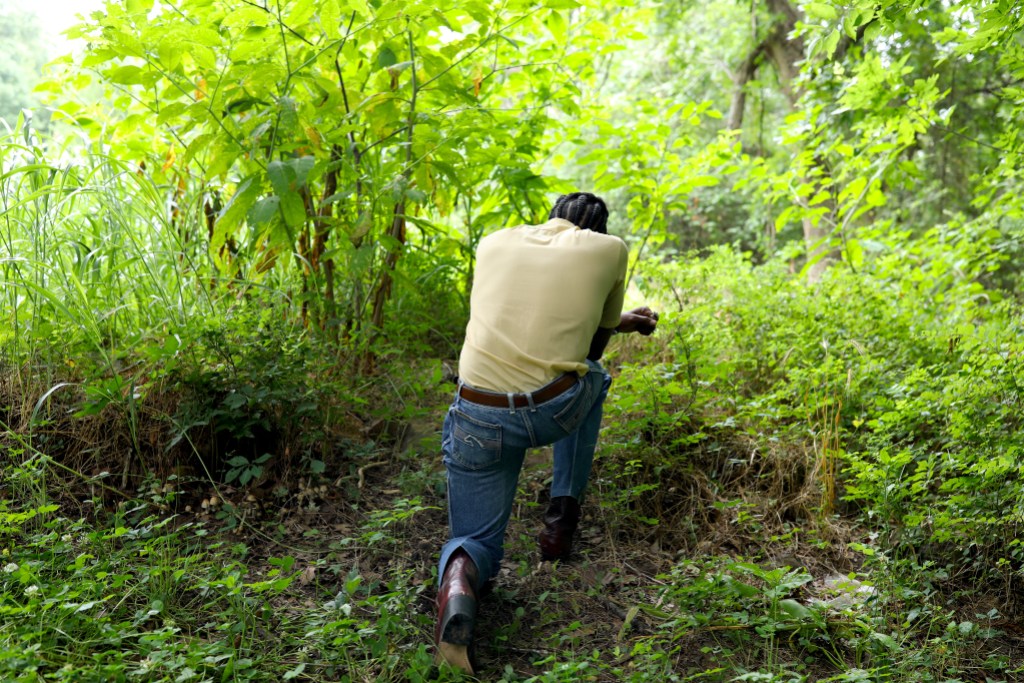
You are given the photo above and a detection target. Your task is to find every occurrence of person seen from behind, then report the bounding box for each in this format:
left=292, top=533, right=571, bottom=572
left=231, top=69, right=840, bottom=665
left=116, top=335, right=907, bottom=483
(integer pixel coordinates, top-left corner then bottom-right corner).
left=433, top=192, right=659, bottom=673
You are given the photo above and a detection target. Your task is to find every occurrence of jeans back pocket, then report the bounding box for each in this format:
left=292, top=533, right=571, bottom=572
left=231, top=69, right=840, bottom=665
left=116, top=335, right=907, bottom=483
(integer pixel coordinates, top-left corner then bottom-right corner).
left=450, top=409, right=502, bottom=470
left=553, top=378, right=593, bottom=434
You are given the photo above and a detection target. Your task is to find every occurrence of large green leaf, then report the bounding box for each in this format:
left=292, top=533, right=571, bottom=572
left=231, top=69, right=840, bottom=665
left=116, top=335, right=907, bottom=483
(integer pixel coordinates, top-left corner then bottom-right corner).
left=249, top=195, right=281, bottom=227
left=267, top=157, right=315, bottom=228
left=213, top=175, right=261, bottom=255
left=778, top=599, right=812, bottom=621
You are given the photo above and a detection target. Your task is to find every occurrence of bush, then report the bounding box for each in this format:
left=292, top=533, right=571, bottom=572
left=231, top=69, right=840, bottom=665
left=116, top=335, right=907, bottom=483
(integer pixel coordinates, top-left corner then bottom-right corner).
left=603, top=230, right=1021, bottom=589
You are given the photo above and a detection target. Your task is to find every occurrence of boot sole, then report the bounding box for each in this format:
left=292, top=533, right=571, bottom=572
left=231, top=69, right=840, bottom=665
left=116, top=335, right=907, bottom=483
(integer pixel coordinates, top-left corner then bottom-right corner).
left=435, top=594, right=476, bottom=673
left=540, top=553, right=571, bottom=562
left=434, top=641, right=474, bottom=674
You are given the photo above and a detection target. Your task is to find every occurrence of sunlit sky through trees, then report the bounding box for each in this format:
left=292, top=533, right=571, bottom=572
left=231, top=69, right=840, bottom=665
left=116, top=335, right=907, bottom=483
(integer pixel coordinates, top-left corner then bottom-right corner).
left=2, top=0, right=104, bottom=51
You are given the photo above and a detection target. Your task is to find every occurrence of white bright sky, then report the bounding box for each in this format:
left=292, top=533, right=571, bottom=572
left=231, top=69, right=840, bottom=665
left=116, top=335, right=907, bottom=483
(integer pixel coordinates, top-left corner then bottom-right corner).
left=2, top=0, right=106, bottom=53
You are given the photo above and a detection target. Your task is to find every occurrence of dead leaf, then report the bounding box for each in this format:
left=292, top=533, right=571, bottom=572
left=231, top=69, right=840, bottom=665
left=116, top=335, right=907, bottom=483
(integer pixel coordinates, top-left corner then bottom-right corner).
left=300, top=566, right=316, bottom=585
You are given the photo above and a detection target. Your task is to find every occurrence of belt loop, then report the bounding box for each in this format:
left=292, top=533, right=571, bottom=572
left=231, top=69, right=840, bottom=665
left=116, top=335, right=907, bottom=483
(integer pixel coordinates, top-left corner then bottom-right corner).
left=525, top=390, right=537, bottom=413
left=506, top=392, right=516, bottom=414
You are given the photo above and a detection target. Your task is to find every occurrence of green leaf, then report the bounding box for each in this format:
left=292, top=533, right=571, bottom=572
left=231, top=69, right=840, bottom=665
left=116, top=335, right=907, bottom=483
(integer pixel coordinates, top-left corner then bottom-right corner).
left=106, top=65, right=147, bottom=85
left=546, top=10, right=567, bottom=38
left=870, top=631, right=899, bottom=651
left=125, top=0, right=154, bottom=14
left=843, top=13, right=860, bottom=39
left=388, top=60, right=414, bottom=74
left=376, top=45, right=398, bottom=70
left=283, top=664, right=306, bottom=681
left=320, top=0, right=341, bottom=39
left=287, top=0, right=316, bottom=27
left=846, top=238, right=864, bottom=268
left=824, top=28, right=841, bottom=56
left=349, top=0, right=372, bottom=18
left=778, top=599, right=812, bottom=620
left=157, top=38, right=183, bottom=71
left=804, top=3, right=838, bottom=21
left=839, top=176, right=867, bottom=204
left=249, top=196, right=281, bottom=227
left=775, top=205, right=797, bottom=230
left=222, top=6, right=271, bottom=30
left=186, top=27, right=223, bottom=48
left=267, top=160, right=295, bottom=197
left=280, top=193, right=306, bottom=228
left=809, top=190, right=831, bottom=206
left=722, top=575, right=759, bottom=599
left=617, top=605, right=640, bottom=641
left=213, top=176, right=261, bottom=254
left=156, top=102, right=188, bottom=125
left=866, top=187, right=886, bottom=207
left=267, top=158, right=314, bottom=228
left=277, top=97, right=299, bottom=135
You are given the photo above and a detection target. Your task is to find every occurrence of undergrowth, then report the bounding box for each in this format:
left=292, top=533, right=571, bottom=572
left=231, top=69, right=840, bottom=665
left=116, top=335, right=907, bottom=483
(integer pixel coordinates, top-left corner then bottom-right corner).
left=2, top=129, right=1022, bottom=680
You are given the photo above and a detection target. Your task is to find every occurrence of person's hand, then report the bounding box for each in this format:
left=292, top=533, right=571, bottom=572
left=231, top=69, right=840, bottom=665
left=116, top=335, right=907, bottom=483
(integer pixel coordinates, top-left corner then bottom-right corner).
left=618, top=306, right=659, bottom=336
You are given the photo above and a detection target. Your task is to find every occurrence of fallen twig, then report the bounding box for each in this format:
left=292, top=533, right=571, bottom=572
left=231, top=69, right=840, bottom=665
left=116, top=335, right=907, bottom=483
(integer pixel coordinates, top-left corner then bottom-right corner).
left=357, top=460, right=388, bottom=489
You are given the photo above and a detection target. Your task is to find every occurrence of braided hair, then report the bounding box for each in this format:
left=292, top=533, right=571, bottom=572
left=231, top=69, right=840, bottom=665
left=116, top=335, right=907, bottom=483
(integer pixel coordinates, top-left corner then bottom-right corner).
left=549, top=192, right=609, bottom=234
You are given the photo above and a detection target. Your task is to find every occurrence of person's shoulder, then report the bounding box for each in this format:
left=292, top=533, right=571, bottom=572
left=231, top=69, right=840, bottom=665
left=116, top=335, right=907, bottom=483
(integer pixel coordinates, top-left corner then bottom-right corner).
left=580, top=230, right=626, bottom=253
left=481, top=223, right=534, bottom=240
left=588, top=233, right=628, bottom=274
left=479, top=226, right=519, bottom=248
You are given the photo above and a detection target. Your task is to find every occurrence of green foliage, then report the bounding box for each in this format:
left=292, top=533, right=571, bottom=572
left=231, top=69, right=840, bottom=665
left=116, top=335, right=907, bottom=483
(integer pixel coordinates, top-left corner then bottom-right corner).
left=781, top=0, right=1024, bottom=275
left=602, top=227, right=1021, bottom=614
left=568, top=0, right=1024, bottom=280
left=39, top=0, right=635, bottom=335
left=0, top=494, right=439, bottom=682
left=4, top=1, right=1024, bottom=681
left=0, top=127, right=216, bottom=370
left=169, top=306, right=331, bottom=479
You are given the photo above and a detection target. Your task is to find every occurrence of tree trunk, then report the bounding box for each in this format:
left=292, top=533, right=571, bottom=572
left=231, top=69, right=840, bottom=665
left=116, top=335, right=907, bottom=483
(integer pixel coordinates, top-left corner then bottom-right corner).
left=370, top=202, right=406, bottom=331
left=727, top=43, right=765, bottom=132
left=729, top=0, right=841, bottom=282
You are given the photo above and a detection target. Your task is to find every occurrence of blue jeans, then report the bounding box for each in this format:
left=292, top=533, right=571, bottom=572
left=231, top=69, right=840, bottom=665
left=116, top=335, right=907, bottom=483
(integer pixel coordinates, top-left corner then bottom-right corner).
left=438, top=360, right=612, bottom=589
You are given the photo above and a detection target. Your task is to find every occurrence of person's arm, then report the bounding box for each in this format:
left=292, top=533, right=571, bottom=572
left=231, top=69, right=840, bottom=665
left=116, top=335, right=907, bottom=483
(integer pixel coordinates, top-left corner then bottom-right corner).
left=587, top=307, right=660, bottom=361
left=617, top=306, right=659, bottom=335
left=587, top=326, right=617, bottom=361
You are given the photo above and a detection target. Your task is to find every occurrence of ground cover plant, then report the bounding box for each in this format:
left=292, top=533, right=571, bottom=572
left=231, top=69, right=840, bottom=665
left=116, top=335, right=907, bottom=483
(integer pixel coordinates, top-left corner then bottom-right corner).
left=3, top=0, right=1024, bottom=680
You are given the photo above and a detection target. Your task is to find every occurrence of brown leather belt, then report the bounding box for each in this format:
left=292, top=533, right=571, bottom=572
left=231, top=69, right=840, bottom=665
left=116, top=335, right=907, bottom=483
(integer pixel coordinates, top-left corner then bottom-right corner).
left=458, top=373, right=578, bottom=408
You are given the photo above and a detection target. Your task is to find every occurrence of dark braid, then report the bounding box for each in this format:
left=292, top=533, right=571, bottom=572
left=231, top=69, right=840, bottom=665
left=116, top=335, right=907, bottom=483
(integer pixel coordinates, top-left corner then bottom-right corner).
left=549, top=192, right=609, bottom=234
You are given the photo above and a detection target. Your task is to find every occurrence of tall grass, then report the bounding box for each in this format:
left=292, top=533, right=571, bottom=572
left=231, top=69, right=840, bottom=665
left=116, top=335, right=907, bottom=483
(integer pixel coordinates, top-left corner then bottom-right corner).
left=1, top=126, right=213, bottom=369
left=1, top=124, right=273, bottom=486
left=1, top=122, right=352, bottom=494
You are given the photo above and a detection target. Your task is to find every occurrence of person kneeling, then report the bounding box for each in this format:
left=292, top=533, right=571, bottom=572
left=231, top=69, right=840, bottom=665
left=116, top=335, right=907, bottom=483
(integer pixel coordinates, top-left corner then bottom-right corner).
left=433, top=192, right=659, bottom=673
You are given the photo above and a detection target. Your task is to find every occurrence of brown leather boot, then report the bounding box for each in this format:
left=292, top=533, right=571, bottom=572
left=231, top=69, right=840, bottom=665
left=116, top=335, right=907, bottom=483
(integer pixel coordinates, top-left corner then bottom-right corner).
left=434, top=549, right=478, bottom=674
left=539, top=496, right=581, bottom=562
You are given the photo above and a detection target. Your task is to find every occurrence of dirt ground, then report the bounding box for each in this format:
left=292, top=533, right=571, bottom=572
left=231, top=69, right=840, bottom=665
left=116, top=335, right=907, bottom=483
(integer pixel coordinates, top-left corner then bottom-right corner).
left=168, top=435, right=872, bottom=681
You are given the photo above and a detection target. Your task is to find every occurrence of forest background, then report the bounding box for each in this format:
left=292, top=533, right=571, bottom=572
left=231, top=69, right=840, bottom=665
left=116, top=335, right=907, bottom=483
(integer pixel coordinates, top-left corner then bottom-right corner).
left=1, top=0, right=1022, bottom=681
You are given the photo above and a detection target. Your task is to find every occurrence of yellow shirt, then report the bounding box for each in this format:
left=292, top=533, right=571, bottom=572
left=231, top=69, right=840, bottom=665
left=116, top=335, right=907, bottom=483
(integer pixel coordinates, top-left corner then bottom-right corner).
left=458, top=218, right=628, bottom=392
